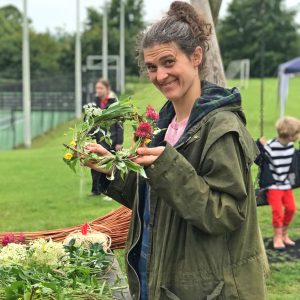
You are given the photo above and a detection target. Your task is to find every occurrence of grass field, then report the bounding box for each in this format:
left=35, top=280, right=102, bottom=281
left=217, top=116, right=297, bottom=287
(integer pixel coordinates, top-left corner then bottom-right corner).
left=1, top=77, right=300, bottom=298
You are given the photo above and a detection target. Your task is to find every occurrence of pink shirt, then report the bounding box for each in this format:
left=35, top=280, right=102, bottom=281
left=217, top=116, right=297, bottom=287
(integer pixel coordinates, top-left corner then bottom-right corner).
left=164, top=116, right=188, bottom=146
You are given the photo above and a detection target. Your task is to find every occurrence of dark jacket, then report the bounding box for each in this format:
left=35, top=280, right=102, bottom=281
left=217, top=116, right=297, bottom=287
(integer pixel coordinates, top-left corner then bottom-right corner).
left=91, top=97, right=124, bottom=149
left=107, top=81, right=268, bottom=300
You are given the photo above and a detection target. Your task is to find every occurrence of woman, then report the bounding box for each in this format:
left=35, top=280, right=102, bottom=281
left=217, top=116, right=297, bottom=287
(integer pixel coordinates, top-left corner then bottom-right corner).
left=86, top=2, right=268, bottom=299
left=89, top=79, right=123, bottom=196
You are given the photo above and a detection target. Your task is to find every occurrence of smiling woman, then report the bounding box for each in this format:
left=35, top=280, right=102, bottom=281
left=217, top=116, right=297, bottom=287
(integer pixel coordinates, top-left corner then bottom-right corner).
left=144, top=43, right=202, bottom=110
left=82, top=1, right=269, bottom=299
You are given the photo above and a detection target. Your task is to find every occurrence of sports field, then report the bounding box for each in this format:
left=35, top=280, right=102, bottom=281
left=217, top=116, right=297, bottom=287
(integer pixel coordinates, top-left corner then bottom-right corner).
left=0, top=77, right=300, bottom=299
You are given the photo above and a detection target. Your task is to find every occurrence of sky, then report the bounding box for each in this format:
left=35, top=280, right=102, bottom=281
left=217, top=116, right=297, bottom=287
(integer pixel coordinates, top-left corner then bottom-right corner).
left=0, top=0, right=299, bottom=33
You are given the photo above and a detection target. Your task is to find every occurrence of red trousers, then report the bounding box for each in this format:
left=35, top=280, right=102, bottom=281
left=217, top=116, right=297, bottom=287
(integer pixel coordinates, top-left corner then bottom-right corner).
left=267, top=189, right=296, bottom=227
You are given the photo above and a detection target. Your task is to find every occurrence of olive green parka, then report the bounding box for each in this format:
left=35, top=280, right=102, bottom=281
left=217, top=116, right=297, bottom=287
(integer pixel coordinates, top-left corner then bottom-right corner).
left=107, top=81, right=268, bottom=300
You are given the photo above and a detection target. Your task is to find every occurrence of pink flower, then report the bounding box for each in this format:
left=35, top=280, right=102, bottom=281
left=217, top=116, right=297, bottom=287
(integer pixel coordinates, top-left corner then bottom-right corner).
left=17, top=232, right=25, bottom=244
left=146, top=105, right=159, bottom=122
left=1, top=232, right=25, bottom=246
left=135, top=122, right=153, bottom=140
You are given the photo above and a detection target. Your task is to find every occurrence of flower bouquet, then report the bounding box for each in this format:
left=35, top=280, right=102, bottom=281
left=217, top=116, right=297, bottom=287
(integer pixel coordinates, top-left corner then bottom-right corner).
left=63, top=98, right=161, bottom=180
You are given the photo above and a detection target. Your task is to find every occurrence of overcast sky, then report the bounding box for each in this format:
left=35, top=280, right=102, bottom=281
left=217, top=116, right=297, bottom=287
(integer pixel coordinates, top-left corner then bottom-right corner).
left=0, top=0, right=299, bottom=33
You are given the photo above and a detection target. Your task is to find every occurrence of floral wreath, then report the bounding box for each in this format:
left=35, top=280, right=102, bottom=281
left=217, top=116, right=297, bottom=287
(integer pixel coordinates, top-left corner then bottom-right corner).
left=63, top=99, right=161, bottom=180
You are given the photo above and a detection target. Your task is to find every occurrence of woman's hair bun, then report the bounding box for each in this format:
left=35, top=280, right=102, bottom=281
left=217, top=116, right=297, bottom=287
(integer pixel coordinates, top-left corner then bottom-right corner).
left=167, top=1, right=198, bottom=24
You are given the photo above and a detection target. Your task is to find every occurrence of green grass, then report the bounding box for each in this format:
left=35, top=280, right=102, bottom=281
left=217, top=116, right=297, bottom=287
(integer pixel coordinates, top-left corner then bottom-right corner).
left=0, top=120, right=121, bottom=232
left=1, top=77, right=300, bottom=298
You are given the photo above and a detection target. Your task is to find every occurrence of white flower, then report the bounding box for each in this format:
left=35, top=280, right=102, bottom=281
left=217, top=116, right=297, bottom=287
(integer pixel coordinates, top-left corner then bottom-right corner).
left=0, top=243, right=27, bottom=266
left=83, top=103, right=103, bottom=117
left=28, top=239, right=69, bottom=268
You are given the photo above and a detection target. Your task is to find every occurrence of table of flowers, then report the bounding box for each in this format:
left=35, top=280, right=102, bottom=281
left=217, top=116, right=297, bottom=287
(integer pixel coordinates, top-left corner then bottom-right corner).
left=0, top=222, right=130, bottom=299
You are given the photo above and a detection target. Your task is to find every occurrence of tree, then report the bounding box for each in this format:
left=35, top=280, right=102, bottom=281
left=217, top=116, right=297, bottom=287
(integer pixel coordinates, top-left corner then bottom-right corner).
left=217, top=0, right=300, bottom=77
left=0, top=5, right=23, bottom=79
left=0, top=5, right=73, bottom=80
left=0, top=1, right=146, bottom=81
left=109, top=0, right=144, bottom=75
left=80, top=0, right=145, bottom=76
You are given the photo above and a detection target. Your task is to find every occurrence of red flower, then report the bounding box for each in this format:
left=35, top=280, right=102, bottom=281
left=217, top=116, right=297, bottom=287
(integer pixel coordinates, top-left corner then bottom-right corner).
left=146, top=105, right=159, bottom=121
left=81, top=223, right=89, bottom=236
left=1, top=232, right=25, bottom=246
left=135, top=122, right=153, bottom=140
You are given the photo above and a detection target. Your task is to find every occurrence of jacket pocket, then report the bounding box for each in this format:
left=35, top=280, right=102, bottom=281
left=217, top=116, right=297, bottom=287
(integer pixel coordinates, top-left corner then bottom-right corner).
left=206, top=281, right=224, bottom=300
left=161, top=281, right=224, bottom=300
left=161, top=286, right=182, bottom=300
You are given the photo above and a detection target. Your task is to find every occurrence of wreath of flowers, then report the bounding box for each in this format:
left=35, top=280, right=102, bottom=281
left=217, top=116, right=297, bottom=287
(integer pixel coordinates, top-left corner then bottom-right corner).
left=63, top=99, right=161, bottom=180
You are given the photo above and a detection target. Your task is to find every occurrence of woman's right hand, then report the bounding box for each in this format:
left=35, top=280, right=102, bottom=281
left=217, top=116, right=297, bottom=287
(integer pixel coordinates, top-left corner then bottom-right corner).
left=83, top=143, right=113, bottom=174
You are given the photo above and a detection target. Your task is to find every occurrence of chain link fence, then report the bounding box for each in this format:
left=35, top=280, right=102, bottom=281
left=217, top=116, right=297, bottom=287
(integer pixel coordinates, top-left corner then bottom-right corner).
left=0, top=75, right=75, bottom=150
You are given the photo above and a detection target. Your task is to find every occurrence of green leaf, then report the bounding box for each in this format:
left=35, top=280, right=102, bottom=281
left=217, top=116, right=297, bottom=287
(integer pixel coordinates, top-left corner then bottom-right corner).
left=139, top=168, right=148, bottom=178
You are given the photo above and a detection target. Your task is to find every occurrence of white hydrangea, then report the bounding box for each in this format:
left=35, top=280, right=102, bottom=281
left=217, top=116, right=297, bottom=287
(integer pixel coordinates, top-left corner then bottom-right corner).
left=0, top=243, right=27, bottom=266
left=28, top=239, right=69, bottom=268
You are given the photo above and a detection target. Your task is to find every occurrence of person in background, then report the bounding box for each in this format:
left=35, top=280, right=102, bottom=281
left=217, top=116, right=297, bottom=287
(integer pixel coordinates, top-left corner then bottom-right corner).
left=89, top=78, right=123, bottom=196
left=84, top=1, right=268, bottom=299
left=260, top=116, right=300, bottom=249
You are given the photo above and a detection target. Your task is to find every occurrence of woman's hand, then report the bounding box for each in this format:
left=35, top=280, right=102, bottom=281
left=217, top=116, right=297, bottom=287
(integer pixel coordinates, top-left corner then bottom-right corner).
left=84, top=143, right=113, bottom=174
left=85, top=143, right=112, bottom=157
left=133, top=146, right=165, bottom=166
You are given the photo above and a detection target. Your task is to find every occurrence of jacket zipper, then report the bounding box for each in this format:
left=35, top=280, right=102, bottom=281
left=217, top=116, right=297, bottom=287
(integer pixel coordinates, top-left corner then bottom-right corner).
left=175, top=135, right=192, bottom=149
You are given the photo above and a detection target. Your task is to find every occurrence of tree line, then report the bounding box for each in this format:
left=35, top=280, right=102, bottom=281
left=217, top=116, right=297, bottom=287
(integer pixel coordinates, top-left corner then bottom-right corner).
left=0, top=0, right=299, bottom=81
left=0, top=0, right=144, bottom=82
left=217, top=0, right=300, bottom=77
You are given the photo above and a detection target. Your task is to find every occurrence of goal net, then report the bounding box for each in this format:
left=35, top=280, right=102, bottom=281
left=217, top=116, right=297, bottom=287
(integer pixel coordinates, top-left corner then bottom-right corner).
left=225, top=59, right=250, bottom=89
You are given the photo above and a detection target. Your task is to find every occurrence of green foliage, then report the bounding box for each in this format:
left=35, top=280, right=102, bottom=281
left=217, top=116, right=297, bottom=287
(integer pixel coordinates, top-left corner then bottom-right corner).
left=109, top=0, right=145, bottom=75
left=217, top=0, right=300, bottom=77
left=0, top=1, right=146, bottom=80
left=0, top=5, right=23, bottom=36
left=0, top=5, right=23, bottom=79
left=0, top=5, right=74, bottom=80
left=0, top=240, right=117, bottom=299
left=30, top=32, right=63, bottom=78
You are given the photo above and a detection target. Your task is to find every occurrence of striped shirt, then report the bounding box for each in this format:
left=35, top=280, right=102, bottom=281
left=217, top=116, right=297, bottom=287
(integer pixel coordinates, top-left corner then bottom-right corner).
left=264, top=138, right=295, bottom=190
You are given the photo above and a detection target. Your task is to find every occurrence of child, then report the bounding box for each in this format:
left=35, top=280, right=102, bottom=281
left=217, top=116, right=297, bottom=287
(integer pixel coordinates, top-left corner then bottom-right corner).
left=263, top=116, right=300, bottom=249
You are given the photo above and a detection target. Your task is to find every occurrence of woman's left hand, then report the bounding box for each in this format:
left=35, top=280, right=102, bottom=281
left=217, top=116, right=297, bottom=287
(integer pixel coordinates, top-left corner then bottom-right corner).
left=133, top=146, right=165, bottom=166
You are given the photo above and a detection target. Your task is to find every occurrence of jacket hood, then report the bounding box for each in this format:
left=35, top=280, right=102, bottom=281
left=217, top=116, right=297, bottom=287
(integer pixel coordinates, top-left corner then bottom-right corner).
left=188, top=80, right=245, bottom=130
left=152, top=80, right=245, bottom=147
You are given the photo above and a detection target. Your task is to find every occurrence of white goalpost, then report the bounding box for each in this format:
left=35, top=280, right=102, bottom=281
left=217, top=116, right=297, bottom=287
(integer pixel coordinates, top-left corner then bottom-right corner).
left=225, top=59, right=250, bottom=89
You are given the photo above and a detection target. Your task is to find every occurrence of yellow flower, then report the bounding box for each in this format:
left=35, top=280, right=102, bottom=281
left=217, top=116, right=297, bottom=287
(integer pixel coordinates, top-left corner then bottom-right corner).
left=144, top=139, right=151, bottom=145
left=64, top=152, right=73, bottom=160
left=70, top=140, right=76, bottom=146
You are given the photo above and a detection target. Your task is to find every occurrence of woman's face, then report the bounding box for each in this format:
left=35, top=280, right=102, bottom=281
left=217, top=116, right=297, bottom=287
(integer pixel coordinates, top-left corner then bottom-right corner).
left=95, top=82, right=108, bottom=99
left=143, top=42, right=202, bottom=103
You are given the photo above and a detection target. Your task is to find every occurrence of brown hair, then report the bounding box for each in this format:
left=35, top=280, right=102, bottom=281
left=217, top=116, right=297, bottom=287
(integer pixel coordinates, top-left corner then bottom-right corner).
left=136, top=1, right=212, bottom=74
left=275, top=116, right=300, bottom=139
left=96, top=78, right=110, bottom=90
